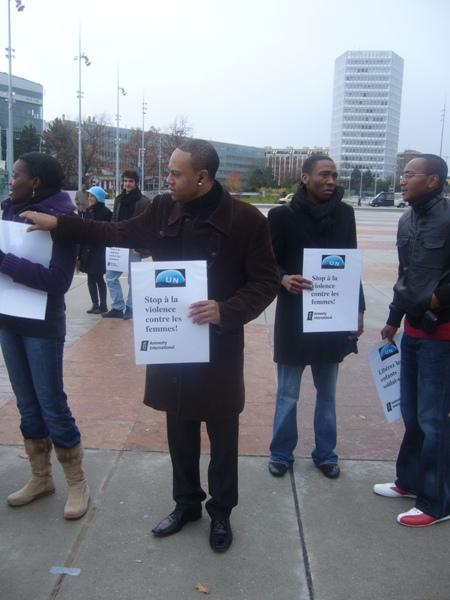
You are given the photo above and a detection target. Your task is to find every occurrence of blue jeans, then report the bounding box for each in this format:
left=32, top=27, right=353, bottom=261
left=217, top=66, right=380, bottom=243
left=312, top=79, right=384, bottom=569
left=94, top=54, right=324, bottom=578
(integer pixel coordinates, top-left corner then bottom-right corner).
left=0, top=330, right=80, bottom=448
left=105, top=252, right=141, bottom=311
left=396, top=334, right=450, bottom=518
left=270, top=362, right=339, bottom=466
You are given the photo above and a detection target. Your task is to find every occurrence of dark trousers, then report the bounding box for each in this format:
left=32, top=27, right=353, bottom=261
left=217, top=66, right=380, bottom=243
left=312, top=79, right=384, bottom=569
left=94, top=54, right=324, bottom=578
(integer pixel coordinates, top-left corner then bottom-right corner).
left=396, top=334, right=450, bottom=518
left=87, top=273, right=107, bottom=308
left=166, top=413, right=239, bottom=520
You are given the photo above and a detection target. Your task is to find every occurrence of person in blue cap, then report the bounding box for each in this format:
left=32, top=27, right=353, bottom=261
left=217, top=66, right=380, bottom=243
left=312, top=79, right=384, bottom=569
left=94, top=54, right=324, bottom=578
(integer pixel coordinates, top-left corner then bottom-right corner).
left=78, top=186, right=112, bottom=314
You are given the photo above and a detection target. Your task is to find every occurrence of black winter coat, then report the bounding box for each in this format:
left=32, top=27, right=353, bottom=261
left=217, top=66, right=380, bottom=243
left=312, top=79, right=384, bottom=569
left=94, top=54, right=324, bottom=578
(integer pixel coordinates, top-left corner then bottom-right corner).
left=78, top=202, right=112, bottom=275
left=269, top=186, right=365, bottom=365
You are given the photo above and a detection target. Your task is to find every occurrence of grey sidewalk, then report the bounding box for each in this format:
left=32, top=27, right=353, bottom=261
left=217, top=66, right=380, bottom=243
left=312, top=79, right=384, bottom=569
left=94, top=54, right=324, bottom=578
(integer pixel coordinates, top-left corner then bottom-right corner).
left=2, top=210, right=450, bottom=599
left=2, top=447, right=449, bottom=600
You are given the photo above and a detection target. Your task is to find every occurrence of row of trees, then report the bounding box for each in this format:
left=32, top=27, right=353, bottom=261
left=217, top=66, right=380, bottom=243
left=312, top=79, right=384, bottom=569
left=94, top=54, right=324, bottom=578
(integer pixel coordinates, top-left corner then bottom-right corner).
left=1, top=116, right=192, bottom=191
left=2, top=125, right=401, bottom=196
left=349, top=167, right=398, bottom=195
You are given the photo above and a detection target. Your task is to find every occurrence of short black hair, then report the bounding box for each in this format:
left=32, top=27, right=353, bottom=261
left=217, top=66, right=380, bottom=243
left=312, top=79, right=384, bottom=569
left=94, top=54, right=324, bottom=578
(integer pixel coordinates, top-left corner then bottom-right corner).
left=302, top=154, right=333, bottom=175
left=18, top=152, right=64, bottom=189
left=177, top=139, right=220, bottom=178
left=122, top=169, right=140, bottom=183
left=419, top=154, right=448, bottom=189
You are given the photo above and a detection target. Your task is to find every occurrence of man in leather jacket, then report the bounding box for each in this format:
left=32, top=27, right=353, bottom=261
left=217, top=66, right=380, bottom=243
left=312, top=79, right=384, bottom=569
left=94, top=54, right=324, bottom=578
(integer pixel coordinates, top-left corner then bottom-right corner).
left=374, top=154, right=450, bottom=528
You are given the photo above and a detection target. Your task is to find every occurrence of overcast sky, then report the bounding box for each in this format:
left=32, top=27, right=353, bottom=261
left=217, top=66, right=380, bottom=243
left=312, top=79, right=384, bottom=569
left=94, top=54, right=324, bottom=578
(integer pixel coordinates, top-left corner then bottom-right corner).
left=2, top=0, right=449, bottom=159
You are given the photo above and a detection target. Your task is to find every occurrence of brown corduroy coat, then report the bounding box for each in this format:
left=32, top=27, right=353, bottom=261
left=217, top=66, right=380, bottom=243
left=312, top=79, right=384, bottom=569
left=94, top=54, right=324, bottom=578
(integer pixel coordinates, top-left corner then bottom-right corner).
left=56, top=185, right=280, bottom=420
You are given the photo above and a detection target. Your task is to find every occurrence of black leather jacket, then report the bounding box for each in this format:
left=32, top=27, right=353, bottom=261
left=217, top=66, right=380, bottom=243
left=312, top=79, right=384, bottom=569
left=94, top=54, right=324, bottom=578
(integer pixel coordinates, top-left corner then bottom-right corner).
left=388, top=193, right=450, bottom=328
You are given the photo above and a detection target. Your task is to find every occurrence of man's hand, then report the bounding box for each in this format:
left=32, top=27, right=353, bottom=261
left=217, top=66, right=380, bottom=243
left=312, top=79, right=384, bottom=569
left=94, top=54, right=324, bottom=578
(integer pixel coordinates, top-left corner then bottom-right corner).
left=281, top=274, right=313, bottom=294
left=430, top=293, right=440, bottom=310
left=381, top=324, right=398, bottom=344
left=131, top=250, right=141, bottom=257
left=20, top=211, right=58, bottom=232
left=349, top=312, right=364, bottom=340
left=188, top=300, right=221, bottom=325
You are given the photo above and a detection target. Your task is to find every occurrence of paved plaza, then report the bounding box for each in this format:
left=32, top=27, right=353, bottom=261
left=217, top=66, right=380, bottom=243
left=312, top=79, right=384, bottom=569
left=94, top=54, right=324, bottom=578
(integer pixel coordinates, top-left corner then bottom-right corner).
left=1, top=207, right=449, bottom=600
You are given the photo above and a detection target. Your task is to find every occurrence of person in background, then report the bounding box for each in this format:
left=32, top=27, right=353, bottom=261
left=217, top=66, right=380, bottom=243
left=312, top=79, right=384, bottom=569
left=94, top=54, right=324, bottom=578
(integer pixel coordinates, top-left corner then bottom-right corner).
left=74, top=183, right=89, bottom=217
left=0, top=152, right=90, bottom=520
left=78, top=186, right=112, bottom=314
left=102, top=169, right=151, bottom=320
left=375, top=154, right=450, bottom=528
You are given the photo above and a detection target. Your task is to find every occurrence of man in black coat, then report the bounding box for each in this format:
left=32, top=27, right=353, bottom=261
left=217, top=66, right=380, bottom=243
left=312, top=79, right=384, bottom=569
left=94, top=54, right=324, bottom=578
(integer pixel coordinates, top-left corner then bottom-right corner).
left=267, top=155, right=365, bottom=479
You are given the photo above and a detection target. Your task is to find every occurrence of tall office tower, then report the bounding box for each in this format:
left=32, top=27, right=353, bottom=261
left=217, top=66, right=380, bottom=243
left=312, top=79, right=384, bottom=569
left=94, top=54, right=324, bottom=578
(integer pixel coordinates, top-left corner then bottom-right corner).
left=330, top=51, right=403, bottom=182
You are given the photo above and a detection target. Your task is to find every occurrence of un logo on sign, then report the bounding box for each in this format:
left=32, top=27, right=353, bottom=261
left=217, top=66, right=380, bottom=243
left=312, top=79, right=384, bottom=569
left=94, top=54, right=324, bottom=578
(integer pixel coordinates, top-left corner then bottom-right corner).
left=155, top=269, right=186, bottom=288
left=321, top=255, right=346, bottom=269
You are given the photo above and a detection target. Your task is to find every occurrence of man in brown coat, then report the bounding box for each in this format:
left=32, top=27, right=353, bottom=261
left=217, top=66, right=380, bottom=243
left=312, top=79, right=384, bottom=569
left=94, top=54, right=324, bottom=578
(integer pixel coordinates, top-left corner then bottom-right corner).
left=23, top=139, right=280, bottom=553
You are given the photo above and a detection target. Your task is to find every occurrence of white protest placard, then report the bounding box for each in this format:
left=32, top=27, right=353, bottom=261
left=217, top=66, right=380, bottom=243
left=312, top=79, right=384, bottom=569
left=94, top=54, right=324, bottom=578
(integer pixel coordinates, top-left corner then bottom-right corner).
left=368, top=333, right=402, bottom=424
left=302, top=248, right=362, bottom=332
left=0, top=220, right=52, bottom=319
left=131, top=260, right=209, bottom=365
left=106, top=247, right=129, bottom=272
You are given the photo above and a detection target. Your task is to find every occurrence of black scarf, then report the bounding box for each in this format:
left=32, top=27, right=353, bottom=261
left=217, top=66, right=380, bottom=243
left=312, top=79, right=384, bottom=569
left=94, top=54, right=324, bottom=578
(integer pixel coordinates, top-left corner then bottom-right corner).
left=12, top=187, right=60, bottom=215
left=184, top=182, right=221, bottom=220
left=117, top=187, right=142, bottom=221
left=290, top=184, right=343, bottom=236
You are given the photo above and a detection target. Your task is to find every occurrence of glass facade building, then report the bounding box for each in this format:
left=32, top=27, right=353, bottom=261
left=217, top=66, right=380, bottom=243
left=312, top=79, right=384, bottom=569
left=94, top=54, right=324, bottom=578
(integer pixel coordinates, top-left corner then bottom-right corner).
left=0, top=72, right=43, bottom=135
left=330, top=51, right=403, bottom=180
left=211, top=140, right=265, bottom=187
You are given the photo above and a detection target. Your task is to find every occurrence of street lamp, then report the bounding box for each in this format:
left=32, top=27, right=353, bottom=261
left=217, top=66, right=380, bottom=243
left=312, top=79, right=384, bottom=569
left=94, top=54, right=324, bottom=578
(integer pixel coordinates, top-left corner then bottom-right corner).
left=6, top=0, right=25, bottom=178
left=139, top=93, right=147, bottom=191
left=439, top=101, right=446, bottom=158
left=115, top=69, right=126, bottom=194
left=75, top=26, right=91, bottom=192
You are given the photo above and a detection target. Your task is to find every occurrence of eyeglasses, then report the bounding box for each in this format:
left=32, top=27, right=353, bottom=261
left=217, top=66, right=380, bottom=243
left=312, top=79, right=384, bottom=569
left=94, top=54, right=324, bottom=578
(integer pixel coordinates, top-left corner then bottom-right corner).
left=400, top=172, right=430, bottom=182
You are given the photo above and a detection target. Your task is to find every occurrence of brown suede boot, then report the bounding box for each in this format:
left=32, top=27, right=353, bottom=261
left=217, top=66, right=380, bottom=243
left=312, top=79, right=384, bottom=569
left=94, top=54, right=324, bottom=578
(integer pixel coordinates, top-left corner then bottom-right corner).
left=54, top=443, right=90, bottom=520
left=7, top=437, right=55, bottom=506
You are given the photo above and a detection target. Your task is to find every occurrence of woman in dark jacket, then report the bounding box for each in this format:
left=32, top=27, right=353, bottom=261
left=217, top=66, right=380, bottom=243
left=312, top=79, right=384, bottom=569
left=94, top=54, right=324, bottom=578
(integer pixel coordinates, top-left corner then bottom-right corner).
left=79, top=186, right=112, bottom=314
left=0, top=152, right=89, bottom=520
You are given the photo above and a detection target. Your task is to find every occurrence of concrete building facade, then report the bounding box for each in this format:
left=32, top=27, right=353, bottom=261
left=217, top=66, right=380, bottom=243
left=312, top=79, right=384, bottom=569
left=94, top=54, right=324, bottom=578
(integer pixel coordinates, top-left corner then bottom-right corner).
left=330, top=51, right=403, bottom=180
left=0, top=72, right=43, bottom=136
left=265, top=146, right=329, bottom=186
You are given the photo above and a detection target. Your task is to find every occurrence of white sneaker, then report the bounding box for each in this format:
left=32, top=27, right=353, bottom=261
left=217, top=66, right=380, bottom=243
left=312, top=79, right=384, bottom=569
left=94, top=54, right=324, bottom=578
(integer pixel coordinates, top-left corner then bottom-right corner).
left=373, top=482, right=416, bottom=498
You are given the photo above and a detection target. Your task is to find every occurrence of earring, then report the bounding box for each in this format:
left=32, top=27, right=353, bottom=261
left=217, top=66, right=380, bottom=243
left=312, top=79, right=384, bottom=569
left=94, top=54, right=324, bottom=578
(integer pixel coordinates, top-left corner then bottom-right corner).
left=32, top=188, right=36, bottom=198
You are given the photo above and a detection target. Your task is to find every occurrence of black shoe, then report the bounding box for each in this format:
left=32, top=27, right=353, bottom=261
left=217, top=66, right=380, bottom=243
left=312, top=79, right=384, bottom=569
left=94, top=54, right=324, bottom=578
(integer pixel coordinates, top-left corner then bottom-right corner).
left=102, top=309, right=124, bottom=319
left=209, top=518, right=233, bottom=553
left=86, top=305, right=99, bottom=314
left=318, top=463, right=340, bottom=479
left=99, top=305, right=108, bottom=314
left=268, top=462, right=289, bottom=477
left=123, top=308, right=133, bottom=320
left=152, top=508, right=202, bottom=537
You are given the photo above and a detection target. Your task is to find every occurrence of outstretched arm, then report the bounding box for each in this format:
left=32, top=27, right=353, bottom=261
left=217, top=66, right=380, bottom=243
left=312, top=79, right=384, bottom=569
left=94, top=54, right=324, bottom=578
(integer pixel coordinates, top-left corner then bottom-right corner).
left=21, top=211, right=58, bottom=231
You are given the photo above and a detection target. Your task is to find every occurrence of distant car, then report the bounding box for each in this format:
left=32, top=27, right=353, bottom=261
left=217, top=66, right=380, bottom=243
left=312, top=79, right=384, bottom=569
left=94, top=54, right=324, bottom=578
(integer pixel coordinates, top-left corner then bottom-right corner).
left=394, top=193, right=407, bottom=208
left=277, top=193, right=294, bottom=204
left=370, top=192, right=394, bottom=207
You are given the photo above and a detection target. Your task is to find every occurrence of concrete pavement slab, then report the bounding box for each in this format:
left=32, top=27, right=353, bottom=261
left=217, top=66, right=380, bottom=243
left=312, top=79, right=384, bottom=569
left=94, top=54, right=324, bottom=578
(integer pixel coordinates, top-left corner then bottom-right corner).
left=55, top=452, right=308, bottom=600
left=1, top=448, right=309, bottom=600
left=0, top=445, right=119, bottom=600
left=295, top=459, right=450, bottom=600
